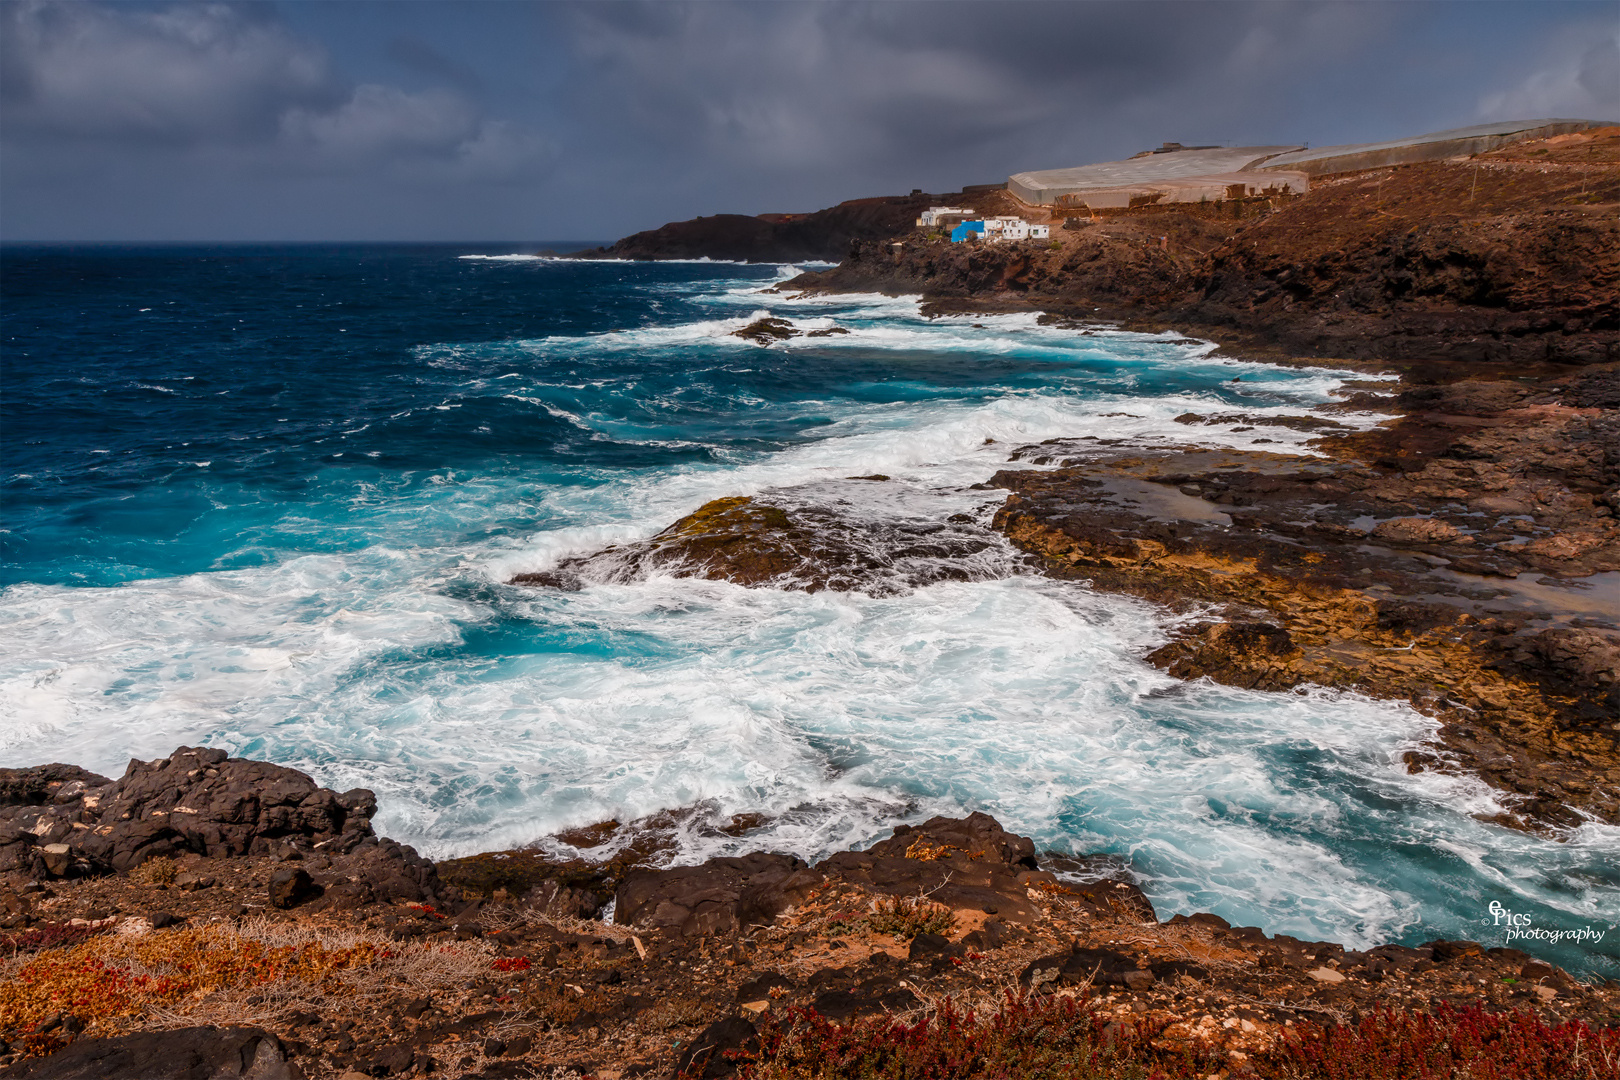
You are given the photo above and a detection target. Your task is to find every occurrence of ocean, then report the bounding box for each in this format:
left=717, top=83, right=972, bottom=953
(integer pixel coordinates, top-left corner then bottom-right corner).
left=2, top=244, right=1614, bottom=975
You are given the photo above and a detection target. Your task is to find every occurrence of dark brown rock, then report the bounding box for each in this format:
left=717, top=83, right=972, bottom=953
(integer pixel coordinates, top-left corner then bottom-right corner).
left=510, top=493, right=999, bottom=596
left=614, top=852, right=818, bottom=938
left=0, top=746, right=440, bottom=904
left=268, top=867, right=319, bottom=909
left=0, top=764, right=112, bottom=808
left=0, top=1026, right=300, bottom=1079
left=672, top=1017, right=758, bottom=1079
left=733, top=317, right=799, bottom=344
left=1022, top=946, right=1154, bottom=991
left=816, top=812, right=1056, bottom=923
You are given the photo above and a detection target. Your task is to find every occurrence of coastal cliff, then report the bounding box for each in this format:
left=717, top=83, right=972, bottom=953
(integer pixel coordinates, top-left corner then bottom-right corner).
left=575, top=190, right=1010, bottom=264
left=766, top=126, right=1620, bottom=832
left=786, top=130, right=1619, bottom=367
left=542, top=126, right=1620, bottom=836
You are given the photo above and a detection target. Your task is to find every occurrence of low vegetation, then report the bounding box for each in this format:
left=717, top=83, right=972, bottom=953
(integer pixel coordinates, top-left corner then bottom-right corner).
left=0, top=917, right=495, bottom=1056
left=707, top=994, right=1620, bottom=1080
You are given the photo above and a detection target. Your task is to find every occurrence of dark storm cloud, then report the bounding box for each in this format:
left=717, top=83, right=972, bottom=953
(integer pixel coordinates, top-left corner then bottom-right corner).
left=1, top=1, right=341, bottom=145
left=563, top=1, right=1394, bottom=189
left=0, top=0, right=1614, bottom=241
left=1478, top=16, right=1620, bottom=120
left=0, top=2, right=553, bottom=182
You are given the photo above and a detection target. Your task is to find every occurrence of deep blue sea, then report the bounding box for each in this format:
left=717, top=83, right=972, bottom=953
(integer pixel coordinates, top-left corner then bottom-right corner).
left=3, top=244, right=1614, bottom=974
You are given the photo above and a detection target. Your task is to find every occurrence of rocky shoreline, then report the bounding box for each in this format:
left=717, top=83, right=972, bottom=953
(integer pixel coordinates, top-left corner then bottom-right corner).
left=4, top=128, right=1617, bottom=1079
left=763, top=126, right=1620, bottom=834
left=3, top=748, right=1616, bottom=1078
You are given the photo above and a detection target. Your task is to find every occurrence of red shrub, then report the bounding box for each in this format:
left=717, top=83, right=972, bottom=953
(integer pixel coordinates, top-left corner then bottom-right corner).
left=729, top=993, right=1620, bottom=1080
left=0, top=923, right=111, bottom=957
left=1258, top=1003, right=1620, bottom=1080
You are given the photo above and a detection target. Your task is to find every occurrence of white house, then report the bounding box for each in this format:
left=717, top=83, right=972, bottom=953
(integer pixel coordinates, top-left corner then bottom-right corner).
left=980, top=216, right=1048, bottom=242
left=916, top=206, right=975, bottom=227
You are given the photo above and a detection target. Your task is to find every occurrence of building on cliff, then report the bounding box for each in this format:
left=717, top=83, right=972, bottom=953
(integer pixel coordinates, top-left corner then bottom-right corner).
left=916, top=206, right=976, bottom=228
left=1008, top=145, right=1305, bottom=207
left=1255, top=118, right=1615, bottom=176
left=1008, top=119, right=1616, bottom=211
left=950, top=218, right=1051, bottom=242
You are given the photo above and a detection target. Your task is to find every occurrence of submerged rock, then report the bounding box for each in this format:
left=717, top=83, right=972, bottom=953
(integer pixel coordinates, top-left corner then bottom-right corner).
left=731, top=317, right=849, bottom=344
left=510, top=491, right=1003, bottom=595
left=733, top=317, right=799, bottom=344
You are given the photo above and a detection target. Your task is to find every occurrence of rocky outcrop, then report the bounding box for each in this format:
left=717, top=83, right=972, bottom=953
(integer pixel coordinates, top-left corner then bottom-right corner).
left=615, top=852, right=819, bottom=938
left=510, top=492, right=1001, bottom=595
left=816, top=812, right=1052, bottom=924
left=0, top=747, right=371, bottom=876
left=2, top=774, right=1614, bottom=1079
left=986, top=398, right=1620, bottom=830
left=731, top=316, right=848, bottom=344
left=0, top=747, right=438, bottom=903
left=611, top=812, right=1155, bottom=942
left=0, top=1026, right=299, bottom=1080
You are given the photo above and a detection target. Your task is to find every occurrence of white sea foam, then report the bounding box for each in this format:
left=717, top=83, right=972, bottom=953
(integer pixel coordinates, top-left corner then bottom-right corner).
left=7, top=549, right=1603, bottom=949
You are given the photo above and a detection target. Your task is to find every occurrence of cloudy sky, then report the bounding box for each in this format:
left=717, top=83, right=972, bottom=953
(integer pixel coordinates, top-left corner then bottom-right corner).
left=2, top=0, right=1615, bottom=242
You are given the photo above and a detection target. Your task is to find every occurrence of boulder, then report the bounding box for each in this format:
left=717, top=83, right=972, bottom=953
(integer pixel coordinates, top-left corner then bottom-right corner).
left=0, top=764, right=112, bottom=808
left=672, top=1017, right=758, bottom=1079
left=268, top=867, right=320, bottom=910
left=0, top=1026, right=300, bottom=1079
left=614, top=852, right=819, bottom=937
left=1021, top=946, right=1154, bottom=991
left=323, top=837, right=440, bottom=905
left=817, top=812, right=1045, bottom=922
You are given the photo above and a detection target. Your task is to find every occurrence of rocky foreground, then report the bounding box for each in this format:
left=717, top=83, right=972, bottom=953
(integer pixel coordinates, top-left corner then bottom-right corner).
left=2, top=748, right=1617, bottom=1079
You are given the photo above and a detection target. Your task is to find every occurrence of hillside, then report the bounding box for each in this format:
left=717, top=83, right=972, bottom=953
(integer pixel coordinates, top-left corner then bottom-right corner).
left=576, top=190, right=1011, bottom=263
left=788, top=126, right=1620, bottom=366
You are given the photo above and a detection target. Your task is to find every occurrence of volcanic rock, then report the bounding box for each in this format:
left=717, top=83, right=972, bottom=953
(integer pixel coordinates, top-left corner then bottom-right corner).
left=672, top=1017, right=758, bottom=1079
left=268, top=867, right=320, bottom=909
left=987, top=429, right=1620, bottom=830
left=510, top=492, right=1001, bottom=595
left=787, top=133, right=1620, bottom=367
left=0, top=747, right=439, bottom=903
left=614, top=852, right=818, bottom=938
left=0, top=1026, right=299, bottom=1080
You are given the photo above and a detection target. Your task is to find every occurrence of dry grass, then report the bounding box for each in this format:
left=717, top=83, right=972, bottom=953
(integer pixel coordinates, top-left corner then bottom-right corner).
left=491, top=904, right=638, bottom=944
left=128, top=857, right=178, bottom=887
left=637, top=997, right=712, bottom=1032
left=0, top=915, right=500, bottom=1051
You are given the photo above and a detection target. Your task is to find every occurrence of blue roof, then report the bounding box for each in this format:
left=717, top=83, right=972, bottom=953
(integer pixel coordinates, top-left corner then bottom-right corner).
left=951, top=221, right=984, bottom=242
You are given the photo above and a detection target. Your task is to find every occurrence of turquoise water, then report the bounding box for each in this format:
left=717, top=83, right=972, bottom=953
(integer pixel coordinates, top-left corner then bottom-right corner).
left=3, top=245, right=1614, bottom=975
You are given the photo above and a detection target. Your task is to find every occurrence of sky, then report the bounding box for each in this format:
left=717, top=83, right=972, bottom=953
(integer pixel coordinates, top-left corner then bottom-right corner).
left=2, top=0, right=1616, bottom=242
